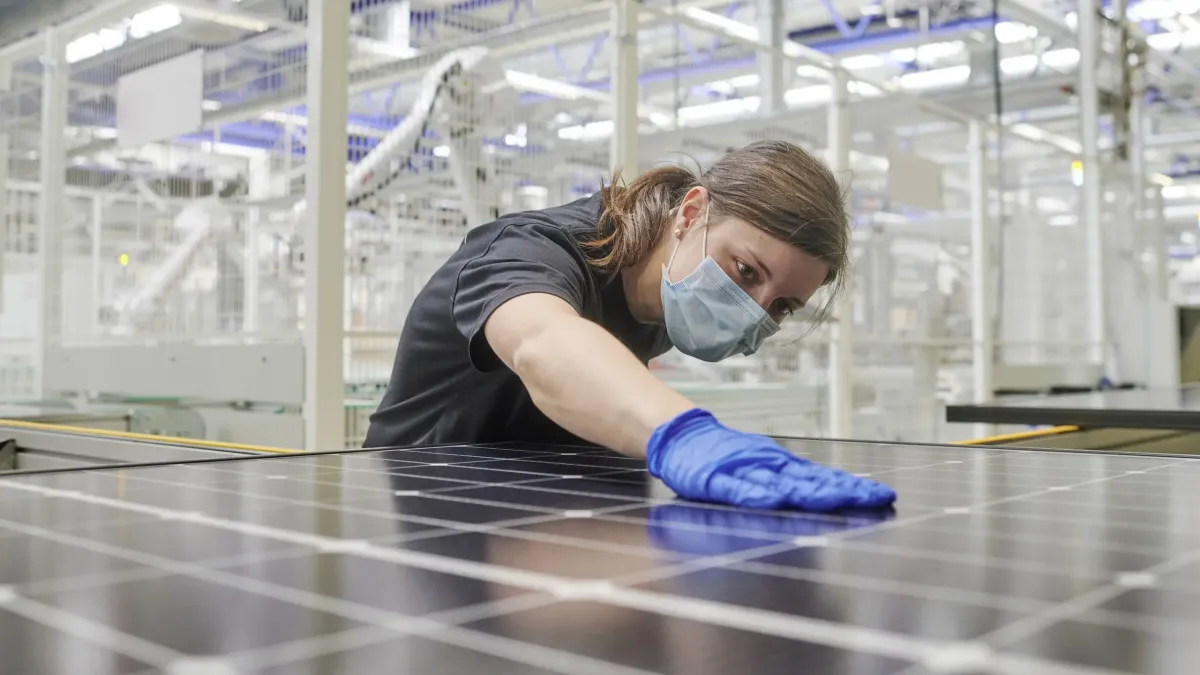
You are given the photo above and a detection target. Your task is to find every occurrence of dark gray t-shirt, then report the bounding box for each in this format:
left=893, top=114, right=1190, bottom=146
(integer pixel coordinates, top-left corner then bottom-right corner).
left=363, top=193, right=673, bottom=449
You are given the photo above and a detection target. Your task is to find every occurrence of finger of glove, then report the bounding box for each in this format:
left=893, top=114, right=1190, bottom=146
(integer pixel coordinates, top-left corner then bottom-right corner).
left=706, top=473, right=790, bottom=510
left=778, top=478, right=858, bottom=512
left=779, top=460, right=897, bottom=509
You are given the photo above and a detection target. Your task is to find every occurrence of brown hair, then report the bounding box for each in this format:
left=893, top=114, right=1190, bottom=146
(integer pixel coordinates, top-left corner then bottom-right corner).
left=587, top=140, right=850, bottom=312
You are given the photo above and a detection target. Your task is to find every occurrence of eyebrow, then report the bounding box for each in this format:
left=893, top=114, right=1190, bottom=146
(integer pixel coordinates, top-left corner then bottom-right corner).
left=751, top=254, right=805, bottom=309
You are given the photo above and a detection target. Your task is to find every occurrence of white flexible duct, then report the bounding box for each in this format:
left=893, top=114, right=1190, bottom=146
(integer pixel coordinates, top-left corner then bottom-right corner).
left=292, top=45, right=512, bottom=218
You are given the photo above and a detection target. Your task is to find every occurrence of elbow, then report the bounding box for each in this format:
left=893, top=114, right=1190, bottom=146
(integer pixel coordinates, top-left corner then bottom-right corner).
left=508, top=324, right=564, bottom=401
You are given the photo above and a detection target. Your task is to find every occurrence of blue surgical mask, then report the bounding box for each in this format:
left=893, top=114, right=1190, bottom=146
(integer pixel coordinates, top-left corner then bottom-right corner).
left=660, top=210, right=781, bottom=362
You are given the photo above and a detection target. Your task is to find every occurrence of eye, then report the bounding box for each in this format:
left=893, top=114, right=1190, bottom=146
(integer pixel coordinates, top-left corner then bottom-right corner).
left=770, top=301, right=795, bottom=319
left=735, top=260, right=758, bottom=282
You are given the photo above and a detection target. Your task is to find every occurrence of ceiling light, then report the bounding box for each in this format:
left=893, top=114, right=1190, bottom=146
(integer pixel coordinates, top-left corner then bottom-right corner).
left=130, top=5, right=182, bottom=39
left=1042, top=48, right=1080, bottom=69
left=1128, top=0, right=1200, bottom=21
left=505, top=71, right=592, bottom=101
left=557, top=120, right=614, bottom=142
left=898, top=65, right=971, bottom=91
left=681, top=8, right=760, bottom=42
left=841, top=54, right=884, bottom=70
left=994, top=22, right=1037, bottom=44
left=176, top=5, right=269, bottom=32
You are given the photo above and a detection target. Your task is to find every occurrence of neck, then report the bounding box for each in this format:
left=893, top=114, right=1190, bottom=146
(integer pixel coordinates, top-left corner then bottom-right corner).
left=621, top=239, right=670, bottom=324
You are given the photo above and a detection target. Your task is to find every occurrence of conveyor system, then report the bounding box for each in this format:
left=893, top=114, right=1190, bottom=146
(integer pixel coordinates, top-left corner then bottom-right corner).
left=949, top=386, right=1200, bottom=455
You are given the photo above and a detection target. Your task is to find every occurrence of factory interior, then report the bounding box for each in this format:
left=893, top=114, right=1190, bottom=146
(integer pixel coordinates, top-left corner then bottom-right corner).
left=3, top=0, right=1200, bottom=674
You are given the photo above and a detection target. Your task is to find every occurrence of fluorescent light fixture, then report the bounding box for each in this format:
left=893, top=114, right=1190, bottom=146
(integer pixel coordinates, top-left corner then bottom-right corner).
left=682, top=7, right=760, bottom=42
left=1165, top=204, right=1200, bottom=220
left=176, top=5, right=269, bottom=31
left=1163, top=185, right=1191, bottom=200
left=849, top=81, right=884, bottom=98
left=898, top=65, right=970, bottom=91
left=1048, top=214, right=1077, bottom=227
left=1042, top=48, right=1080, bottom=70
left=1036, top=196, right=1070, bottom=213
left=66, top=34, right=106, bottom=63
left=505, top=70, right=592, bottom=101
left=890, top=41, right=964, bottom=64
left=130, top=5, right=182, bottom=39
left=1000, top=54, right=1039, bottom=76
left=784, top=84, right=832, bottom=108
left=840, top=54, right=885, bottom=70
left=994, top=22, right=1037, bottom=44
left=726, top=74, right=760, bottom=88
left=558, top=120, right=614, bottom=141
left=795, top=65, right=829, bottom=79
left=98, top=28, right=126, bottom=50
left=200, top=140, right=269, bottom=158
left=352, top=37, right=418, bottom=60
left=677, top=96, right=760, bottom=125
left=201, top=100, right=222, bottom=111
left=433, top=145, right=451, bottom=157
left=1128, top=0, right=1199, bottom=21
left=1151, top=173, right=1175, bottom=187
left=517, top=185, right=549, bottom=198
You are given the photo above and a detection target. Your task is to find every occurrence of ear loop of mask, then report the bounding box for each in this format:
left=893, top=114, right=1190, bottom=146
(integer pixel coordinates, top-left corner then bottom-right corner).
left=664, top=205, right=710, bottom=277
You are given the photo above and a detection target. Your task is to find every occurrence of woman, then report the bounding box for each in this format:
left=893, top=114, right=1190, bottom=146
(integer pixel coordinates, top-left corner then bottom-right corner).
left=365, top=140, right=896, bottom=512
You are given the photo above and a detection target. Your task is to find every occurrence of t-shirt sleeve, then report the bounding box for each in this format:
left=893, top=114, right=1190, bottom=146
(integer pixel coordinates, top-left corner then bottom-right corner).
left=451, top=221, right=591, bottom=372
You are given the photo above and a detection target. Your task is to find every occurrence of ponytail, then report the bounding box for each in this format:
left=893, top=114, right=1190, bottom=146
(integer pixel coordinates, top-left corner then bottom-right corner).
left=584, top=165, right=697, bottom=271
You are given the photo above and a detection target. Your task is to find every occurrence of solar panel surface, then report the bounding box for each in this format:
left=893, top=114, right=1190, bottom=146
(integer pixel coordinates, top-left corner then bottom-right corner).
left=1, top=439, right=1199, bottom=675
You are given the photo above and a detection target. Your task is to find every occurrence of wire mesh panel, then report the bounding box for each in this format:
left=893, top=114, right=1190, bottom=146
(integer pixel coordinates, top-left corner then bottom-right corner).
left=0, top=56, right=45, bottom=401
left=54, top=7, right=309, bottom=348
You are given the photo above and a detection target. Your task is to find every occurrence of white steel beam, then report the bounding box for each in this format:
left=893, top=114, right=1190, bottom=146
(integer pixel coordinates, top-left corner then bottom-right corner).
left=1077, top=0, right=1110, bottom=372
left=968, top=121, right=996, bottom=439
left=610, top=0, right=640, bottom=177
left=826, top=70, right=853, bottom=439
left=36, top=28, right=69, bottom=398
left=756, top=0, right=784, bottom=117
left=0, top=58, right=9, bottom=310
left=303, top=0, right=349, bottom=451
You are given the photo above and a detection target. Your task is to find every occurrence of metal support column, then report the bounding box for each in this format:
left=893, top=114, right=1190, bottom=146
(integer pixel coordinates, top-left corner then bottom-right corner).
left=303, top=0, right=349, bottom=451
left=0, top=58, right=10, bottom=308
left=968, top=121, right=995, bottom=439
left=90, top=196, right=102, bottom=336
left=757, top=0, right=785, bottom=116
left=1077, top=0, right=1109, bottom=372
left=244, top=207, right=260, bottom=333
left=610, top=0, right=639, bottom=177
left=36, top=28, right=68, bottom=398
left=827, top=70, right=853, bottom=438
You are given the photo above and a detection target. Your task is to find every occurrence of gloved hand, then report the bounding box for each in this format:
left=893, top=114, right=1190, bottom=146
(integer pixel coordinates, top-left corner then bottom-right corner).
left=645, top=408, right=897, bottom=512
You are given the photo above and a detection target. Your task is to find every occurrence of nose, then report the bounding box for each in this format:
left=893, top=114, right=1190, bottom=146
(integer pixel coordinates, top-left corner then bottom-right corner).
left=747, top=287, right=776, bottom=315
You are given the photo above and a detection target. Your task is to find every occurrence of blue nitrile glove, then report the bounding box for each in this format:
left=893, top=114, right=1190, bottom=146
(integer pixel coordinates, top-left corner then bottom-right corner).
left=645, top=408, right=897, bottom=512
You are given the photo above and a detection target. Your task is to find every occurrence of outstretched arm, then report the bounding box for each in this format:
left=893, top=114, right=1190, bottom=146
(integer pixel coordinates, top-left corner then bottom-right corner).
left=484, top=292, right=693, bottom=457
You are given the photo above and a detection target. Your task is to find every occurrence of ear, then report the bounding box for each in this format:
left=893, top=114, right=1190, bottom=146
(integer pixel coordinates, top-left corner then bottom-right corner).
left=676, top=186, right=709, bottom=231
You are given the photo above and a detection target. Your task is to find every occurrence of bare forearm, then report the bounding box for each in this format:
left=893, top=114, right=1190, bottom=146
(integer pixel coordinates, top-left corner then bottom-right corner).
left=511, top=316, right=693, bottom=457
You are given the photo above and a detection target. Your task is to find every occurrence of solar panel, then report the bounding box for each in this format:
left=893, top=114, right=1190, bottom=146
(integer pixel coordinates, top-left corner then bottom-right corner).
left=2, top=439, right=1199, bottom=675
left=947, top=386, right=1200, bottom=430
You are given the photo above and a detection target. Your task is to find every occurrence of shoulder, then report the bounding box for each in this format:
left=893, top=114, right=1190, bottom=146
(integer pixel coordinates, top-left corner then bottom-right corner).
left=454, top=193, right=604, bottom=270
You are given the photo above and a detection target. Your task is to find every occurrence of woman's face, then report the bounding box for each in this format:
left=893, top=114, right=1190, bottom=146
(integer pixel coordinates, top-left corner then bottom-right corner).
left=665, top=195, right=831, bottom=324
